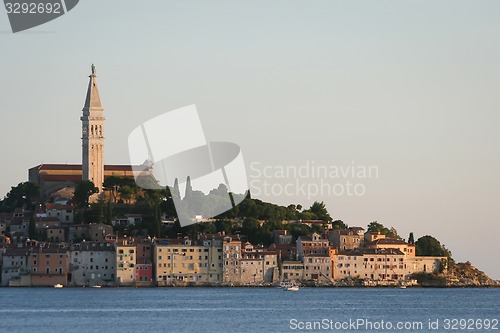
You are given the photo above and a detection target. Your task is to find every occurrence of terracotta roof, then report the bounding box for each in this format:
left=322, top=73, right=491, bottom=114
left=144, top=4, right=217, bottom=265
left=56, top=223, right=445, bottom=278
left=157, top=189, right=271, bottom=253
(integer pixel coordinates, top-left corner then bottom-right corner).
left=46, top=203, right=73, bottom=210
left=366, top=238, right=409, bottom=246
left=335, top=229, right=363, bottom=236
left=32, top=164, right=140, bottom=172
left=361, top=248, right=405, bottom=255
left=32, top=164, right=82, bottom=171
left=336, top=249, right=365, bottom=256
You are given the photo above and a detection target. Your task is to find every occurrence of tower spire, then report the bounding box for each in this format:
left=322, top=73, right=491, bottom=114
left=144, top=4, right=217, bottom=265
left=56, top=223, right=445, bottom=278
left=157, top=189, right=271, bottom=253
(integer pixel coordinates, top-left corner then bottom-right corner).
left=83, top=64, right=102, bottom=109
left=81, top=64, right=105, bottom=193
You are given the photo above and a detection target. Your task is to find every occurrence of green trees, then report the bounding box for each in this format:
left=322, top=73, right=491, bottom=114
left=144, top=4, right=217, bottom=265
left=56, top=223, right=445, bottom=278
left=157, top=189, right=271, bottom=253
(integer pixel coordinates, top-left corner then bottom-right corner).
left=296, top=201, right=332, bottom=221
left=142, top=188, right=170, bottom=237
left=73, top=180, right=98, bottom=209
left=415, top=235, right=453, bottom=258
left=72, top=180, right=99, bottom=224
left=0, top=182, right=39, bottom=212
left=307, top=201, right=332, bottom=222
left=332, top=220, right=348, bottom=230
left=367, top=221, right=401, bottom=239
left=103, top=176, right=139, bottom=204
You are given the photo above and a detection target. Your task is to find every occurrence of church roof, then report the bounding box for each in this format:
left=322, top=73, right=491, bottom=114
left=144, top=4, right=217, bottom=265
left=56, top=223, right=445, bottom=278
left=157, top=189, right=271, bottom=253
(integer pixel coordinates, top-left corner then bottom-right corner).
left=31, top=164, right=136, bottom=171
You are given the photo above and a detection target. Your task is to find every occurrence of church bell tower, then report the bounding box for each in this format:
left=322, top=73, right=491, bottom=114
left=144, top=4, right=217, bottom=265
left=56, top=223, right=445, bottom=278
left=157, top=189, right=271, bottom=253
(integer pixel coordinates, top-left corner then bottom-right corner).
left=81, top=64, right=105, bottom=192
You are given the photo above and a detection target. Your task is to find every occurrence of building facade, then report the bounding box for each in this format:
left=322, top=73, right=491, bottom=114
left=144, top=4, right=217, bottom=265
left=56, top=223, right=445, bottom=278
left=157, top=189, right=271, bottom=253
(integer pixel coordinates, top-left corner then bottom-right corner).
left=70, top=242, right=115, bottom=286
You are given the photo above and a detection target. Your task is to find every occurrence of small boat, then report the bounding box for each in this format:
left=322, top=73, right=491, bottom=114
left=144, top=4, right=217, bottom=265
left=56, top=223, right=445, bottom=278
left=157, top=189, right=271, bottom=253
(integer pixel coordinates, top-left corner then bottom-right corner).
left=286, top=285, right=300, bottom=291
left=53, top=284, right=64, bottom=288
left=399, top=285, right=407, bottom=289
left=92, top=285, right=102, bottom=288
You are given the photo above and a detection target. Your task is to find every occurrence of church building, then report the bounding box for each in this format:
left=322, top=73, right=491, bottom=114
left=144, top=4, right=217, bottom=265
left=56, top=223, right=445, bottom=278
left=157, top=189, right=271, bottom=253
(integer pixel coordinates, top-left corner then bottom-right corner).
left=29, top=65, right=150, bottom=200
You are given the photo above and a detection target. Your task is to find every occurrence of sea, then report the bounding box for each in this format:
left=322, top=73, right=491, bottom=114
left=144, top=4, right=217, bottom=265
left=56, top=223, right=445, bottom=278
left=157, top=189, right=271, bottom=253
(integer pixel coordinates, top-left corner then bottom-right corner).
left=0, top=287, right=499, bottom=333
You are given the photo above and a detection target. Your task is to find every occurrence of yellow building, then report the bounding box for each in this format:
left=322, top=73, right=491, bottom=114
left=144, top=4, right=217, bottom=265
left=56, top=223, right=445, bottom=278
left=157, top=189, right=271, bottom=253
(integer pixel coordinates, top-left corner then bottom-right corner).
left=155, top=238, right=222, bottom=286
left=116, top=240, right=136, bottom=286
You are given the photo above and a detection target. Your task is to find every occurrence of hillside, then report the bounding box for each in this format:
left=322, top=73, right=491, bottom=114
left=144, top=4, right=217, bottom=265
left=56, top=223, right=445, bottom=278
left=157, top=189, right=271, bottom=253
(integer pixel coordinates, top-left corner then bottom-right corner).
left=446, top=262, right=499, bottom=287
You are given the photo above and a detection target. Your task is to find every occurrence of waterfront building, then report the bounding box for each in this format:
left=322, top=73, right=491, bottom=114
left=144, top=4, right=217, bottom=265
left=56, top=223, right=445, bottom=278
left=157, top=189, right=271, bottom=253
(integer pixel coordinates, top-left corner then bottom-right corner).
left=116, top=238, right=136, bottom=286
left=303, top=252, right=334, bottom=283
left=1, top=247, right=30, bottom=286
left=70, top=241, right=115, bottom=286
left=281, top=261, right=305, bottom=282
left=222, top=236, right=242, bottom=285
left=155, top=238, right=223, bottom=286
left=240, top=243, right=278, bottom=284
left=364, top=238, right=416, bottom=258
left=333, top=248, right=407, bottom=281
left=30, top=243, right=69, bottom=286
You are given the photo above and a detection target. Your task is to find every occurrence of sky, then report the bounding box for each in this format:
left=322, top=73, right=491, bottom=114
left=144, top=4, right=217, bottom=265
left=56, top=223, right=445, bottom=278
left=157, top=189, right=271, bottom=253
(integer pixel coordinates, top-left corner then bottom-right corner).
left=1, top=0, right=499, bottom=279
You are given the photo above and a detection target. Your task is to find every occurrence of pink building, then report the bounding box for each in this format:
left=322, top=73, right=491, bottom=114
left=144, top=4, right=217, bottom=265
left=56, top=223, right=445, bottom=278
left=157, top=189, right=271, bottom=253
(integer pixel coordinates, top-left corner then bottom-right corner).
left=135, top=263, right=153, bottom=285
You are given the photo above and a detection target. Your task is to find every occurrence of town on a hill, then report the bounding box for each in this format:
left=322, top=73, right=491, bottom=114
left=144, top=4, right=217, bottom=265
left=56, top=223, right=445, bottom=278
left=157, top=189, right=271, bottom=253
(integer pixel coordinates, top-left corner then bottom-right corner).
left=1, top=180, right=496, bottom=287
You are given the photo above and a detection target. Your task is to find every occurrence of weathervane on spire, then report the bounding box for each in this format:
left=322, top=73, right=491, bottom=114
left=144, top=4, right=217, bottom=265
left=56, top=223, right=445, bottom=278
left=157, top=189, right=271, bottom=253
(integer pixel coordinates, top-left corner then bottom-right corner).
left=91, top=63, right=96, bottom=75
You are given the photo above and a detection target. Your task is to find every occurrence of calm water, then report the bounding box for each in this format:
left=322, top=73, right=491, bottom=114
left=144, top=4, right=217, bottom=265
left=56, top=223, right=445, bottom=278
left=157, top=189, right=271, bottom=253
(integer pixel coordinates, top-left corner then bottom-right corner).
left=0, top=288, right=499, bottom=333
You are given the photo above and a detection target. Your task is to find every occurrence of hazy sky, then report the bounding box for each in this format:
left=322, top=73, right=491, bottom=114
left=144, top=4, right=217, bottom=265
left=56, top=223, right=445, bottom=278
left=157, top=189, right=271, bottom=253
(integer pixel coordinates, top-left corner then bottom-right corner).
left=1, top=1, right=499, bottom=278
